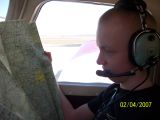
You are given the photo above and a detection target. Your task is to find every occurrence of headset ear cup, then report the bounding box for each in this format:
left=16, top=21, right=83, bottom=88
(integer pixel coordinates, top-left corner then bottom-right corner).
left=129, top=29, right=160, bottom=68
left=128, top=30, right=141, bottom=66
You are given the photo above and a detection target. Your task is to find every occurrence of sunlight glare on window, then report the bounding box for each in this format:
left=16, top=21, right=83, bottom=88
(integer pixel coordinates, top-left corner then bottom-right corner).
left=36, top=1, right=113, bottom=84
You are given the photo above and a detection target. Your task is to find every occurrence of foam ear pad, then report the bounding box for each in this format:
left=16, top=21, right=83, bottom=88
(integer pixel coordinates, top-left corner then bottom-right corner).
left=129, top=28, right=160, bottom=67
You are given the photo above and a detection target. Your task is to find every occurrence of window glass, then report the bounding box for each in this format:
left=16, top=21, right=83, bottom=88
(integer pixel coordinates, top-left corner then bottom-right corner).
left=0, top=0, right=9, bottom=21
left=36, top=1, right=113, bottom=84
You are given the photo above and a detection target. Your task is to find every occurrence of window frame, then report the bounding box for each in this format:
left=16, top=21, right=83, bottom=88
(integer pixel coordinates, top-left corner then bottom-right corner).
left=59, top=81, right=110, bottom=96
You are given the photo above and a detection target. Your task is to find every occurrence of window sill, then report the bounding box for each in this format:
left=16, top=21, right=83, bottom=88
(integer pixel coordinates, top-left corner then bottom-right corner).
left=58, top=81, right=111, bottom=96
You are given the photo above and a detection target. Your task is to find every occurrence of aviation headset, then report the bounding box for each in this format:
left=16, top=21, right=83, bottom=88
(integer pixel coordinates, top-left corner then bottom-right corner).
left=116, top=0, right=160, bottom=69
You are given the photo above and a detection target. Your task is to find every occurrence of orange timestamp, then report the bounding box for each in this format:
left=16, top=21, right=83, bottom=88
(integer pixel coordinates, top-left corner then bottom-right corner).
left=120, top=101, right=152, bottom=108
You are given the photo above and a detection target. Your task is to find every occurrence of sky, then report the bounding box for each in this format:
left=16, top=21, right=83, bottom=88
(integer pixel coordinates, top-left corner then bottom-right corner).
left=36, top=1, right=113, bottom=37
left=0, top=0, right=9, bottom=21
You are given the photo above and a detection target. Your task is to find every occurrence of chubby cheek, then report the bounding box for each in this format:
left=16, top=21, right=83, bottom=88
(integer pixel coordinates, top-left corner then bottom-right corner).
left=108, top=53, right=134, bottom=73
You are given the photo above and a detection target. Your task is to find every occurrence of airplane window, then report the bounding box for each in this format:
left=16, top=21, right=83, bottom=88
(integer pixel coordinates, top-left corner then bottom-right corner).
left=36, top=1, right=113, bottom=84
left=0, top=0, right=9, bottom=21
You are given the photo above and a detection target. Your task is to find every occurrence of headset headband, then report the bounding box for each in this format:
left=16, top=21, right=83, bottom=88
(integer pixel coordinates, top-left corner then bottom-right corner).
left=135, top=2, right=147, bottom=30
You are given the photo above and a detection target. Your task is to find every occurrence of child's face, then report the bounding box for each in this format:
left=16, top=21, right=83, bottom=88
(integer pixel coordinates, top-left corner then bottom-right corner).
left=96, top=12, right=139, bottom=82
